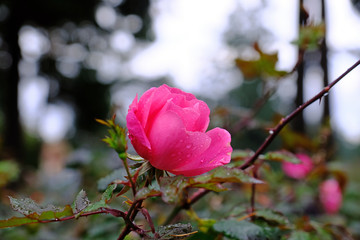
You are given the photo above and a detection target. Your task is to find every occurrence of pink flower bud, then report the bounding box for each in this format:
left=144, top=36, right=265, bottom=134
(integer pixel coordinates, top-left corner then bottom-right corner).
left=320, top=179, right=342, bottom=214
left=126, top=84, right=232, bottom=176
left=282, top=153, right=313, bottom=179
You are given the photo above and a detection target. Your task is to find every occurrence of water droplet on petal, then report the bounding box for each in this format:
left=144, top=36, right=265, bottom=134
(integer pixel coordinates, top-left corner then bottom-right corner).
left=200, top=159, right=204, bottom=163
left=186, top=144, right=192, bottom=149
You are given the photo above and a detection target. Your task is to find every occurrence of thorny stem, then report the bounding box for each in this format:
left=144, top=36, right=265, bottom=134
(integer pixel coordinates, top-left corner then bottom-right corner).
left=117, top=178, right=152, bottom=240
left=163, top=59, right=360, bottom=225
left=122, top=156, right=136, bottom=196
left=239, top=59, right=360, bottom=170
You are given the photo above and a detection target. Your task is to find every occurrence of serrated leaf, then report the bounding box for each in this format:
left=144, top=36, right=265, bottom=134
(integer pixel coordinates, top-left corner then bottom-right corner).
left=9, top=196, right=63, bottom=216
left=0, top=205, right=73, bottom=229
left=231, top=150, right=254, bottom=161
left=72, top=190, right=91, bottom=214
left=158, top=223, right=193, bottom=240
left=78, top=184, right=117, bottom=216
left=98, top=169, right=126, bottom=191
left=194, top=166, right=263, bottom=185
left=255, top=209, right=290, bottom=227
left=263, top=150, right=300, bottom=163
left=160, top=176, right=189, bottom=204
left=135, top=187, right=161, bottom=200
left=101, top=183, right=117, bottom=202
left=191, top=183, right=228, bottom=192
left=213, top=219, right=265, bottom=240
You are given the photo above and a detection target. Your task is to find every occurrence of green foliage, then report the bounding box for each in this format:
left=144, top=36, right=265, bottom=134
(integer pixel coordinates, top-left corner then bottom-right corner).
left=0, top=197, right=74, bottom=228
left=159, top=166, right=262, bottom=204
left=262, top=150, right=301, bottom=163
left=0, top=160, right=20, bottom=187
left=0, top=184, right=117, bottom=229
left=96, top=117, right=127, bottom=160
left=157, top=223, right=194, bottom=240
left=292, top=24, right=325, bottom=50
left=213, top=219, right=266, bottom=240
left=235, top=43, right=288, bottom=80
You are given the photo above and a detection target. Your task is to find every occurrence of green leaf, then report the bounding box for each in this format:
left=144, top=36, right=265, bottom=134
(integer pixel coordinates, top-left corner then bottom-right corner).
left=263, top=150, right=300, bottom=163
left=135, top=187, right=161, bottom=200
left=194, top=166, right=263, bottom=185
left=288, top=230, right=312, bottom=240
left=9, top=196, right=63, bottom=216
left=78, top=183, right=117, bottom=216
left=160, top=176, right=189, bottom=204
left=191, top=183, right=228, bottom=192
left=213, top=219, right=265, bottom=240
left=0, top=205, right=73, bottom=229
left=255, top=209, right=291, bottom=227
left=235, top=43, right=288, bottom=80
left=0, top=160, right=20, bottom=187
left=158, top=223, right=193, bottom=240
left=98, top=117, right=127, bottom=157
left=71, top=189, right=91, bottom=214
left=101, top=183, right=117, bottom=202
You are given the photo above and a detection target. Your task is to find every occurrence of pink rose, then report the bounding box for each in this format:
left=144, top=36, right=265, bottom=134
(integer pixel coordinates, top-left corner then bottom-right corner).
left=319, top=179, right=342, bottom=214
left=126, top=84, right=232, bottom=176
left=282, top=153, right=313, bottom=179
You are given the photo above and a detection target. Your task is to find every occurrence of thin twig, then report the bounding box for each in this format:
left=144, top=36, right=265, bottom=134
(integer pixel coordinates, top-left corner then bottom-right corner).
left=239, top=59, right=360, bottom=170
left=122, top=156, right=137, bottom=196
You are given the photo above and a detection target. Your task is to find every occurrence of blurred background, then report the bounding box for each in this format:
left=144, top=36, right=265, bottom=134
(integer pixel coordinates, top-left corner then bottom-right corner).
left=1, top=0, right=360, bottom=239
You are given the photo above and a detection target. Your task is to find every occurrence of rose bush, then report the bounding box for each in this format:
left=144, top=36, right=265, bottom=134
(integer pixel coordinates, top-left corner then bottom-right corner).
left=126, top=84, right=232, bottom=176
left=319, top=179, right=342, bottom=214
left=282, top=153, right=313, bottom=179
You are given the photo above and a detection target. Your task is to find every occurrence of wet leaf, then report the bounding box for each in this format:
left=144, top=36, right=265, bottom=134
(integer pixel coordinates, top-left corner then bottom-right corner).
left=213, top=219, right=265, bottom=240
left=78, top=183, right=117, bottom=216
left=263, top=150, right=300, bottom=163
left=255, top=209, right=291, bottom=227
left=9, top=196, right=63, bottom=216
left=158, top=223, right=193, bottom=240
left=194, top=166, right=263, bottom=185
left=135, top=187, right=161, bottom=200
left=72, top=189, right=91, bottom=214
left=160, top=176, right=189, bottom=204
left=0, top=205, right=73, bottom=229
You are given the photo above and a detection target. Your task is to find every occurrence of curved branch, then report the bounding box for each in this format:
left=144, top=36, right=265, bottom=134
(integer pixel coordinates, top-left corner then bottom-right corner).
left=239, top=59, right=360, bottom=170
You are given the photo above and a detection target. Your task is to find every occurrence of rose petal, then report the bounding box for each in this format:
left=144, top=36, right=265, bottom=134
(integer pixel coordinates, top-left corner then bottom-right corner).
left=164, top=100, right=209, bottom=132
left=126, top=104, right=152, bottom=160
left=148, top=109, right=211, bottom=171
left=171, top=128, right=232, bottom=176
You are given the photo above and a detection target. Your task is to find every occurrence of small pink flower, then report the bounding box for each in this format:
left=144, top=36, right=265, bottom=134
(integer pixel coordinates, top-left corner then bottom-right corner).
left=320, top=179, right=342, bottom=214
left=126, top=84, right=232, bottom=176
left=282, top=153, right=313, bottom=179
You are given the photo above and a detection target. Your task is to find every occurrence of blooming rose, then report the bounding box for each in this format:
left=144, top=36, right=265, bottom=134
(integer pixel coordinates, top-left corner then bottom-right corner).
left=282, top=153, right=313, bottom=179
left=126, top=84, right=232, bottom=176
left=319, top=179, right=342, bottom=214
